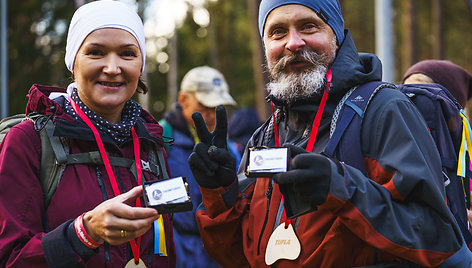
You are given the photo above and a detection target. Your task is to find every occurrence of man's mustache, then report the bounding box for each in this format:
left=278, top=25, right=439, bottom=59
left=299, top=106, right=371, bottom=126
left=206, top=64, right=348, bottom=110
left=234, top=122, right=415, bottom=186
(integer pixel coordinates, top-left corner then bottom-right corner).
left=271, top=49, right=324, bottom=75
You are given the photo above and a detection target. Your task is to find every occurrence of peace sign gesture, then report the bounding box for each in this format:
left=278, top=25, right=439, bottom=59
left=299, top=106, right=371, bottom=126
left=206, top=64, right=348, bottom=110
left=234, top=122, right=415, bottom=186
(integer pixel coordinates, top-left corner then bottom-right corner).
left=193, top=105, right=229, bottom=149
left=188, top=105, right=236, bottom=189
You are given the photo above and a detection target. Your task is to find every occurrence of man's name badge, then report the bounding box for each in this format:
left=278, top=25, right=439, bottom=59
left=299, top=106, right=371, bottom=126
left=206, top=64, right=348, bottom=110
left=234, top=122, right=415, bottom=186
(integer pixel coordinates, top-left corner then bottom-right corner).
left=265, top=223, right=301, bottom=265
left=124, top=258, right=147, bottom=268
left=247, top=147, right=288, bottom=177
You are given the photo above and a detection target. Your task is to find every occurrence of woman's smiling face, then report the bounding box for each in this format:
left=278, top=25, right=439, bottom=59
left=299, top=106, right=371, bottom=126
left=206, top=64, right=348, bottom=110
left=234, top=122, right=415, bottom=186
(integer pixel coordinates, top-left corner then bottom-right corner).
left=73, top=28, right=142, bottom=123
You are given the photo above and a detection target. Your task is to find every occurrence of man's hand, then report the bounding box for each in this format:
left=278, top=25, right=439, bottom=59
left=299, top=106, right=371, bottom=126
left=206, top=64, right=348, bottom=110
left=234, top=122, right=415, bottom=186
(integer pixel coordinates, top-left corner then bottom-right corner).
left=273, top=144, right=332, bottom=211
left=188, top=105, right=236, bottom=189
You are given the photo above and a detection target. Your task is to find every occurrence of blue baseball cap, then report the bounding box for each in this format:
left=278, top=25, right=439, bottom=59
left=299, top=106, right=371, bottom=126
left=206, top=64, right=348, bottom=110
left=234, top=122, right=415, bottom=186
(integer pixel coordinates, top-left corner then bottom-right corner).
left=258, top=0, right=345, bottom=45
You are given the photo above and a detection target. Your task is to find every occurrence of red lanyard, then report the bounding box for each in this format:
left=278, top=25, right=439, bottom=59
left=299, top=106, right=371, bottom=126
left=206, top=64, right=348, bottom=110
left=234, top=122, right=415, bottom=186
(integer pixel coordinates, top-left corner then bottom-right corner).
left=70, top=98, right=142, bottom=263
left=271, top=69, right=332, bottom=226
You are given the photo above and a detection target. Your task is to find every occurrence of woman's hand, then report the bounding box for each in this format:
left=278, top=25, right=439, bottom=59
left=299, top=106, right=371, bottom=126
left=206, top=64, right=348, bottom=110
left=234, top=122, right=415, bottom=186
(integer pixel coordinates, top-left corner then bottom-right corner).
left=82, top=186, right=160, bottom=245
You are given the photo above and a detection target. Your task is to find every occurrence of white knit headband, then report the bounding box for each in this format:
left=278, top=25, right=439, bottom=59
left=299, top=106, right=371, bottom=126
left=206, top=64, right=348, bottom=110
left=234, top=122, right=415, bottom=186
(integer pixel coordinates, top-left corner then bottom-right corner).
left=64, top=0, right=146, bottom=73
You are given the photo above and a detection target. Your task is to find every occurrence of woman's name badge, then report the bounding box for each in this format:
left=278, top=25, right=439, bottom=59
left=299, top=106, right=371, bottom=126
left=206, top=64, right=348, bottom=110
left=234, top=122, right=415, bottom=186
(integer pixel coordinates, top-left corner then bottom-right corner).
left=144, top=177, right=189, bottom=206
left=265, top=223, right=301, bottom=265
left=124, top=258, right=147, bottom=268
left=246, top=147, right=288, bottom=177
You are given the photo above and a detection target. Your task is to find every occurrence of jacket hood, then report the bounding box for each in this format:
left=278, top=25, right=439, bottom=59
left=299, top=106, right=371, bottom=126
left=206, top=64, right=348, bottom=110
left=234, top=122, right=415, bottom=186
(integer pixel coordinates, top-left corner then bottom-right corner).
left=329, top=29, right=382, bottom=97
left=25, top=84, right=163, bottom=145
left=26, top=84, right=69, bottom=117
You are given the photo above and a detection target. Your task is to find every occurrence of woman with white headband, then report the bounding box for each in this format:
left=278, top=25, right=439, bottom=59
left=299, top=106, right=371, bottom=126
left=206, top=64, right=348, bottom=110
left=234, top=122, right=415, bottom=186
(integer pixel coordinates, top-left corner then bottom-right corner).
left=0, top=1, right=176, bottom=267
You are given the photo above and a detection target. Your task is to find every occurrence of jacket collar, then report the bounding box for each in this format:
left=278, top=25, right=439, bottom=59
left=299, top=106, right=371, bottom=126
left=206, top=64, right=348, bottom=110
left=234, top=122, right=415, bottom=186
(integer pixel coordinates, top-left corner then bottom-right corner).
left=25, top=84, right=164, bottom=147
left=329, top=29, right=382, bottom=97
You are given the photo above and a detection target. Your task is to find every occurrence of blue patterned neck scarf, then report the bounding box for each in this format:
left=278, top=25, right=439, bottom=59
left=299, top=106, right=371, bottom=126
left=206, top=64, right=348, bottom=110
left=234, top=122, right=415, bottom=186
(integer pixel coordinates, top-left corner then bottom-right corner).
left=64, top=87, right=142, bottom=144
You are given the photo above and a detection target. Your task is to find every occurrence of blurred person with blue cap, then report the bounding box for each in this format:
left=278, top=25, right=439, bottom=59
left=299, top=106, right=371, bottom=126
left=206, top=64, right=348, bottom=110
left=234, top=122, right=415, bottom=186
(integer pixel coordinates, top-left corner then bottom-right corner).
left=186, top=0, right=472, bottom=267
left=0, top=1, right=176, bottom=267
left=159, top=65, right=239, bottom=268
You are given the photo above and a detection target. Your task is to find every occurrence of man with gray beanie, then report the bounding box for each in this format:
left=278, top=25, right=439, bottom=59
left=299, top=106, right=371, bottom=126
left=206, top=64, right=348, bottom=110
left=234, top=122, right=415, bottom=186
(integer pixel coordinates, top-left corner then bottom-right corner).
left=187, top=0, right=472, bottom=267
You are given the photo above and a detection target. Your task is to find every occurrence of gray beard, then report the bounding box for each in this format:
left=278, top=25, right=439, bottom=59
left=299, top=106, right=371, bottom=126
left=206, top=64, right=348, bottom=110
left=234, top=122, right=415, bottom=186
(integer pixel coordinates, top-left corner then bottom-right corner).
left=265, top=41, right=336, bottom=103
left=266, top=65, right=327, bottom=102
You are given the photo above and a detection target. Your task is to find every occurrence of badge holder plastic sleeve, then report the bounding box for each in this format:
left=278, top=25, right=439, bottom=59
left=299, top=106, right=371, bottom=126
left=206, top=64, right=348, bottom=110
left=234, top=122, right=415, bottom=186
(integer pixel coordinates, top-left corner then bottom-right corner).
left=245, top=147, right=290, bottom=178
left=142, top=177, right=193, bottom=214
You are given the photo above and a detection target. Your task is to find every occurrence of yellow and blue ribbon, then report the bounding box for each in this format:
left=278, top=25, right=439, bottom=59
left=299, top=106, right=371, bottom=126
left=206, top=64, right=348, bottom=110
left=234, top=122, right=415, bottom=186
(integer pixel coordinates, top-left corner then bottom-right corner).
left=154, top=215, right=167, bottom=256
left=457, top=110, right=472, bottom=178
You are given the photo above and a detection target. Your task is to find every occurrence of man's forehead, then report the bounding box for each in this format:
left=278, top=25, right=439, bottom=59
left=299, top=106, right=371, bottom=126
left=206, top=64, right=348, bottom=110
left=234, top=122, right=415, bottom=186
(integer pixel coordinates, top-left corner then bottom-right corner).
left=264, top=4, right=324, bottom=29
left=258, top=0, right=345, bottom=44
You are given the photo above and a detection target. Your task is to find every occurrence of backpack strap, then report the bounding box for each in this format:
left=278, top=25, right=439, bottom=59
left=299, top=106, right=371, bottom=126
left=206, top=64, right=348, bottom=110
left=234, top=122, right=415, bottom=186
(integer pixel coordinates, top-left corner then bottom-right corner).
left=66, top=151, right=160, bottom=179
left=156, top=149, right=169, bottom=180
left=34, top=114, right=165, bottom=208
left=34, top=115, right=68, bottom=208
left=0, top=113, right=62, bottom=209
left=0, top=114, right=29, bottom=141
left=158, top=119, right=174, bottom=153
left=324, top=81, right=395, bottom=175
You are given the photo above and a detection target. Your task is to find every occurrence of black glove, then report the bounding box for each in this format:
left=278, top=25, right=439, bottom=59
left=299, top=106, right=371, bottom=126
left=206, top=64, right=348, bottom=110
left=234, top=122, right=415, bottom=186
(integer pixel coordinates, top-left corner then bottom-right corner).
left=273, top=144, right=332, bottom=217
left=188, top=105, right=236, bottom=189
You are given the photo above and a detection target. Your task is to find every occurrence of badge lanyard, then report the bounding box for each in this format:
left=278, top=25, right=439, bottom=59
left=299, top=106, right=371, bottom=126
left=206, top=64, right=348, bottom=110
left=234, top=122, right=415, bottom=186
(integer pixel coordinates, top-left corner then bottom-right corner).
left=271, top=69, right=332, bottom=227
left=70, top=98, right=144, bottom=264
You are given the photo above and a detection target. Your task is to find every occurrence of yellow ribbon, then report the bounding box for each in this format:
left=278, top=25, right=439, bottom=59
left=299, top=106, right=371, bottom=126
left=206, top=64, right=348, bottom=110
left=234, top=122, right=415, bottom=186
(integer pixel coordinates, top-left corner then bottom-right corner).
left=154, top=215, right=167, bottom=256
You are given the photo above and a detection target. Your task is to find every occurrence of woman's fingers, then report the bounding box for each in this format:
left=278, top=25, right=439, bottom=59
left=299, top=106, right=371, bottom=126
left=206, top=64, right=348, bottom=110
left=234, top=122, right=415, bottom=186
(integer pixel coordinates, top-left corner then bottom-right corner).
left=82, top=186, right=160, bottom=245
left=118, top=186, right=143, bottom=205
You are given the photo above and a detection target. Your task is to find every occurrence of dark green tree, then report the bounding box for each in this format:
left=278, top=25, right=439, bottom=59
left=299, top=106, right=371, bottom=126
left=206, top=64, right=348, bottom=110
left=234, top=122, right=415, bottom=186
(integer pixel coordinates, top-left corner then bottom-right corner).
left=6, top=0, right=75, bottom=115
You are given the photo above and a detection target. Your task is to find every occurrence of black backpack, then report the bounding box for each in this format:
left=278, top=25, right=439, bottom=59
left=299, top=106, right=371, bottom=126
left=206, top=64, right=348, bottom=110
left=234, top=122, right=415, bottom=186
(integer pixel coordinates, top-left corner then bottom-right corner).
left=324, top=82, right=472, bottom=245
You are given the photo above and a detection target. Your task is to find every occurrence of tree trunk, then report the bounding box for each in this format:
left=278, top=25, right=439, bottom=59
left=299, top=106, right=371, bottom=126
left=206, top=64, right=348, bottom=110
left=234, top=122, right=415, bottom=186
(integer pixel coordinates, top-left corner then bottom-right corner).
left=248, top=0, right=270, bottom=119
left=401, top=0, right=417, bottom=76
left=432, top=0, right=443, bottom=59
left=167, top=33, right=178, bottom=108
left=136, top=0, right=149, bottom=110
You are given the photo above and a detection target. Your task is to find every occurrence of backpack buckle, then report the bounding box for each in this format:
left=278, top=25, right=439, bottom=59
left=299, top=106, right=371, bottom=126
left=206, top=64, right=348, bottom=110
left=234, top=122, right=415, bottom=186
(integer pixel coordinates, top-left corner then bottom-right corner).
left=141, top=159, right=159, bottom=177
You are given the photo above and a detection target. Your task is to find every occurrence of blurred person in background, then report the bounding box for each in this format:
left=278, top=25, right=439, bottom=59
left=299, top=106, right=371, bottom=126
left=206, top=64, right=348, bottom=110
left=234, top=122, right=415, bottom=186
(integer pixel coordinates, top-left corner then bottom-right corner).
left=402, top=59, right=472, bottom=117
left=159, top=65, right=239, bottom=268
left=402, top=59, right=472, bottom=236
left=0, top=1, right=175, bottom=267
left=228, top=107, right=262, bottom=157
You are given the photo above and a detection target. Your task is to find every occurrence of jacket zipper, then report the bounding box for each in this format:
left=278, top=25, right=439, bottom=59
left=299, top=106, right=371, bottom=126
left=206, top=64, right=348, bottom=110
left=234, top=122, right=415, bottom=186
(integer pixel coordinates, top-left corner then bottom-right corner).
left=257, top=179, right=273, bottom=256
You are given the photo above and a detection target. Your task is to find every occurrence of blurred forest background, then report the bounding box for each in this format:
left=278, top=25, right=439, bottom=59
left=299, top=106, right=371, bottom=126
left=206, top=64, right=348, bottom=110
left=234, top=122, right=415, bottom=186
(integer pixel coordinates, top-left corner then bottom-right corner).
left=1, top=0, right=472, bottom=121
